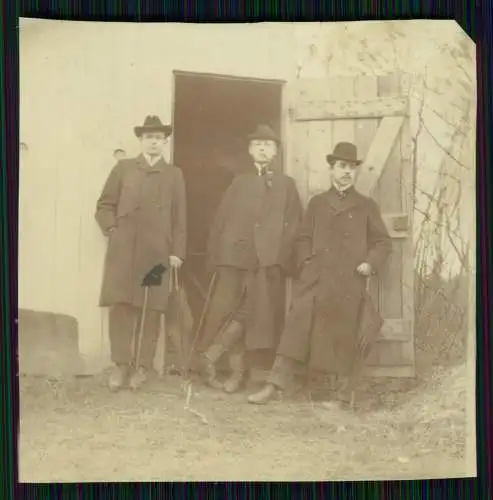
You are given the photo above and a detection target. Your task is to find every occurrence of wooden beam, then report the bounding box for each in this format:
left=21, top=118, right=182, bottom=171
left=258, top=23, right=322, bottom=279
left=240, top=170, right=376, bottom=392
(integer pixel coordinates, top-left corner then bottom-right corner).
left=363, top=365, right=415, bottom=378
left=382, top=212, right=410, bottom=239
left=356, top=116, right=405, bottom=196
left=292, top=96, right=409, bottom=121
left=377, top=319, right=412, bottom=342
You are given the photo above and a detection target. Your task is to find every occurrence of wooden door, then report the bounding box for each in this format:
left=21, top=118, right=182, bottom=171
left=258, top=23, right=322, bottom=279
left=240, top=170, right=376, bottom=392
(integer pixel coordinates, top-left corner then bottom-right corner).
left=286, top=74, right=415, bottom=377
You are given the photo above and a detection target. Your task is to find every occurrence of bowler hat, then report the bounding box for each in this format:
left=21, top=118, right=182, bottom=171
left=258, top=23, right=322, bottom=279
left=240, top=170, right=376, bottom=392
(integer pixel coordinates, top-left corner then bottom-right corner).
left=134, top=115, right=173, bottom=138
left=247, top=124, right=280, bottom=143
left=326, top=142, right=362, bottom=165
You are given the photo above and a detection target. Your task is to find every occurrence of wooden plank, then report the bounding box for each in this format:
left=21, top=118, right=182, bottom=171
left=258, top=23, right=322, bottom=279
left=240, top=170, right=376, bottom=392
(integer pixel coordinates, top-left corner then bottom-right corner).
left=289, top=78, right=334, bottom=198
left=18, top=150, right=57, bottom=314
left=331, top=77, right=355, bottom=159
left=52, top=148, right=82, bottom=319
left=307, top=121, right=332, bottom=197
left=289, top=121, right=311, bottom=207
left=76, top=157, right=113, bottom=364
left=355, top=116, right=404, bottom=196
left=399, top=74, right=416, bottom=371
left=366, top=340, right=414, bottom=366
left=293, top=96, right=409, bottom=121
left=354, top=75, right=380, bottom=307
left=376, top=74, right=404, bottom=320
left=377, top=319, right=412, bottom=342
left=363, top=365, right=415, bottom=378
left=282, top=82, right=295, bottom=317
left=293, top=78, right=336, bottom=103
left=382, top=212, right=410, bottom=239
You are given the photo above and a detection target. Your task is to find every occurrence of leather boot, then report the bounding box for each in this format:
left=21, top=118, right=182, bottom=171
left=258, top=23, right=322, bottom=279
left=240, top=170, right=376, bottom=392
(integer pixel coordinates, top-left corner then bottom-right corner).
left=129, top=366, right=149, bottom=390
left=223, top=349, right=245, bottom=394
left=202, top=320, right=244, bottom=390
left=326, top=375, right=356, bottom=410
left=108, top=364, right=129, bottom=392
left=200, top=345, right=225, bottom=390
left=247, top=383, right=279, bottom=404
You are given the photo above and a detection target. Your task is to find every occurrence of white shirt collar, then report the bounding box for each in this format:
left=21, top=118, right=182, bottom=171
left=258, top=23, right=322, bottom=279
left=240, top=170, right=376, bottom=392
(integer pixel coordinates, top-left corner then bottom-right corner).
left=143, top=152, right=162, bottom=167
left=254, top=162, right=268, bottom=176
left=332, top=181, right=353, bottom=193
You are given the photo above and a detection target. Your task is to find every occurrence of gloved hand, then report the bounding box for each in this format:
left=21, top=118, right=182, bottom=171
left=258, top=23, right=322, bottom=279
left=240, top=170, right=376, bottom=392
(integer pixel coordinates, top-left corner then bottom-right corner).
left=169, top=255, right=183, bottom=269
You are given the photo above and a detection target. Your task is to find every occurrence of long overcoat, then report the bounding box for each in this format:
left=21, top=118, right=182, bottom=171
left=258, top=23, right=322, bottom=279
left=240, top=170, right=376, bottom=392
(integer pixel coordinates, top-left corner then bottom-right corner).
left=95, top=155, right=186, bottom=313
left=276, top=186, right=392, bottom=373
left=200, top=165, right=303, bottom=351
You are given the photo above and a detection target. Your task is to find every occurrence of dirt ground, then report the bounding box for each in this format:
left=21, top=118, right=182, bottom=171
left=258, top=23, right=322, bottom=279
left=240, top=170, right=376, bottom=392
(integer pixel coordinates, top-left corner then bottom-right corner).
left=18, top=363, right=471, bottom=482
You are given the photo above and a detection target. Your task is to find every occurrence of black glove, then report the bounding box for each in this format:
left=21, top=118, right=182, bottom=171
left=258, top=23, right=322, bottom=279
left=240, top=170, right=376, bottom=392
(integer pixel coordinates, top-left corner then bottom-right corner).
left=142, top=264, right=167, bottom=287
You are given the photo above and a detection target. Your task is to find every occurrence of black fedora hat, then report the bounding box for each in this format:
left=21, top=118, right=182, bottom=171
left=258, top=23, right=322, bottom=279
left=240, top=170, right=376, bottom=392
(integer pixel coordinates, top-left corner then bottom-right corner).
left=134, top=115, right=173, bottom=138
left=247, top=124, right=280, bottom=143
left=326, top=142, right=362, bottom=165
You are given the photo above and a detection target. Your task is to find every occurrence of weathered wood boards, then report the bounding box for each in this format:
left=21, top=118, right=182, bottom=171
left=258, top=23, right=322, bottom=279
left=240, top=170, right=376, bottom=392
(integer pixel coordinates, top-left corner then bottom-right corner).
left=288, top=73, right=415, bottom=377
left=292, top=96, right=409, bottom=121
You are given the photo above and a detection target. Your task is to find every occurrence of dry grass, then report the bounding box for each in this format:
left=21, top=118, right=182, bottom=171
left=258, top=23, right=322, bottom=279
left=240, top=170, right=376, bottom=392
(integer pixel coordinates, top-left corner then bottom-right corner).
left=18, top=362, right=470, bottom=482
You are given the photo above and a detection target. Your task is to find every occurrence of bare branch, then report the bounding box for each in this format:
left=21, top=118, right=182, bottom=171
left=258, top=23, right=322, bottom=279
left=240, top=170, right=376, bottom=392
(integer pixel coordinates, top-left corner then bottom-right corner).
left=422, top=78, right=468, bottom=115
left=419, top=118, right=469, bottom=170
left=423, top=103, right=469, bottom=137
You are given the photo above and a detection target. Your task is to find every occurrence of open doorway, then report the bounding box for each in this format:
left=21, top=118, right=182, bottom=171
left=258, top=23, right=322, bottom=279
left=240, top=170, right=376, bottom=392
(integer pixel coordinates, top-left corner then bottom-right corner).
left=172, top=70, right=284, bottom=328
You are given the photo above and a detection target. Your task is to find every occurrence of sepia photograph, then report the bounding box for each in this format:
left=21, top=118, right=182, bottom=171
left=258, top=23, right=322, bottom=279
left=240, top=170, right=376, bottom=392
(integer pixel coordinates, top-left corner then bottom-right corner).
left=18, top=19, right=476, bottom=481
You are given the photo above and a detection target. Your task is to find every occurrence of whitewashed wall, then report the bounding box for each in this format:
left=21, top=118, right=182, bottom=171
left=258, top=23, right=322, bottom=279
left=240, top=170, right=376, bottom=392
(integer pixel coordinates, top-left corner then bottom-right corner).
left=19, top=20, right=475, bottom=372
left=19, top=21, right=296, bottom=370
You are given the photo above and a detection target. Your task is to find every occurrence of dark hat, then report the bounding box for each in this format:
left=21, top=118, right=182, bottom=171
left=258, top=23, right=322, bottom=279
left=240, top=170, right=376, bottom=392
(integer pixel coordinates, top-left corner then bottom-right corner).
left=326, top=142, right=362, bottom=166
left=247, top=124, right=280, bottom=143
left=134, top=115, right=173, bottom=138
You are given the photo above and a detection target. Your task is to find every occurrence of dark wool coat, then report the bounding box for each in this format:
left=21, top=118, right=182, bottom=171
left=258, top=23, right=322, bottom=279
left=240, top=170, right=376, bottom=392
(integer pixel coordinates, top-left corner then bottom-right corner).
left=206, top=166, right=303, bottom=273
left=276, top=186, right=392, bottom=373
left=95, top=155, right=186, bottom=312
left=200, top=166, right=303, bottom=351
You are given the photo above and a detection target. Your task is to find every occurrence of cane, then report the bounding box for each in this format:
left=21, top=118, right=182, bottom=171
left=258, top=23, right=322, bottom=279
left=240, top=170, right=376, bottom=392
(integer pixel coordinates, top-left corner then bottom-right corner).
left=165, top=266, right=182, bottom=375
left=134, top=263, right=167, bottom=371
left=358, top=277, right=372, bottom=356
left=184, top=270, right=218, bottom=373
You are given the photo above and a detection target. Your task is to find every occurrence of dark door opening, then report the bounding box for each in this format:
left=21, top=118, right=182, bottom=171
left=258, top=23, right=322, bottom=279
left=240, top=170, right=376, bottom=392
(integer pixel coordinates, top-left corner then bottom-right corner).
left=172, top=71, right=284, bottom=327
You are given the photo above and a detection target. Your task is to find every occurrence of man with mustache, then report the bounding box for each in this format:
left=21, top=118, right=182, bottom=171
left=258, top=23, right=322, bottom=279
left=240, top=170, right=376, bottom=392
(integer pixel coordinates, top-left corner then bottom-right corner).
left=95, top=115, right=186, bottom=391
left=248, top=142, right=392, bottom=408
left=198, top=124, right=303, bottom=394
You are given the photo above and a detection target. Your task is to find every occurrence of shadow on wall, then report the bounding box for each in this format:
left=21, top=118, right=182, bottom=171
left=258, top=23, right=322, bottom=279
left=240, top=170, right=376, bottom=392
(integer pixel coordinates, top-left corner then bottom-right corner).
left=18, top=309, right=82, bottom=377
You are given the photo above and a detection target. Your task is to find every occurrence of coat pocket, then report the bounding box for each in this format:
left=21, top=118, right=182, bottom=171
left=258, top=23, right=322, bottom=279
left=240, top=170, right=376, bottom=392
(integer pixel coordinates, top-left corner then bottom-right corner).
left=117, top=185, right=139, bottom=218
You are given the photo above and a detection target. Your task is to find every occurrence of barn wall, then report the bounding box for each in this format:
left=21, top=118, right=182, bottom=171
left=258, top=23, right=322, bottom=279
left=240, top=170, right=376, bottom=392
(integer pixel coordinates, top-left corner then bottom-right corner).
left=19, top=21, right=297, bottom=369
left=19, top=20, right=475, bottom=373
left=291, top=21, right=476, bottom=279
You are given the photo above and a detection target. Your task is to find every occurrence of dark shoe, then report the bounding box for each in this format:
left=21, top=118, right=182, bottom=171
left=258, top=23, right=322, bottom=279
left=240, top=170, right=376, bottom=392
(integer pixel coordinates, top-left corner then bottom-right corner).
left=321, top=390, right=355, bottom=411
left=247, top=383, right=279, bottom=405
left=200, top=354, right=223, bottom=390
left=223, top=348, right=245, bottom=393
left=223, top=371, right=245, bottom=394
left=129, top=367, right=149, bottom=390
left=108, top=364, right=129, bottom=391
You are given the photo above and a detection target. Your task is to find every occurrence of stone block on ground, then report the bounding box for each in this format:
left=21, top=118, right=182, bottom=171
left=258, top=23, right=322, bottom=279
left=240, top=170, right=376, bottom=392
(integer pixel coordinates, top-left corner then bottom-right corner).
left=17, top=309, right=83, bottom=377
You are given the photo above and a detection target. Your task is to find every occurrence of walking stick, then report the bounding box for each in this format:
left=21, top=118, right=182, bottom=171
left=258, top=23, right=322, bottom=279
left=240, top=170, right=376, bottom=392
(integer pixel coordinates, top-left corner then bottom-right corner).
left=164, top=266, right=183, bottom=375
left=185, top=270, right=218, bottom=373
left=134, top=263, right=167, bottom=371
